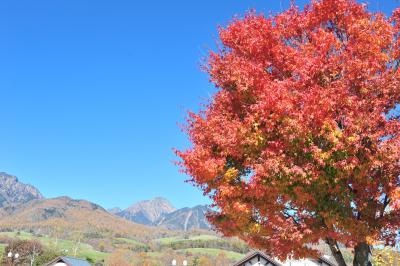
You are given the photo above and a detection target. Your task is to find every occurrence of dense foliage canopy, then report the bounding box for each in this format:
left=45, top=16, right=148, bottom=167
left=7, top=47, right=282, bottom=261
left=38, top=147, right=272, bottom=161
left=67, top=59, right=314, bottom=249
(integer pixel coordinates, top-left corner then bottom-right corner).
left=178, top=0, right=400, bottom=262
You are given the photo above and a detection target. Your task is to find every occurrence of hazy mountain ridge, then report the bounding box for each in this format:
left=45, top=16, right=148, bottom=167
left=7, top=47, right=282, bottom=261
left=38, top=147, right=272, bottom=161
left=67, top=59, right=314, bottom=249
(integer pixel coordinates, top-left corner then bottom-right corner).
left=1, top=196, right=106, bottom=222
left=0, top=172, right=211, bottom=232
left=0, top=196, right=170, bottom=243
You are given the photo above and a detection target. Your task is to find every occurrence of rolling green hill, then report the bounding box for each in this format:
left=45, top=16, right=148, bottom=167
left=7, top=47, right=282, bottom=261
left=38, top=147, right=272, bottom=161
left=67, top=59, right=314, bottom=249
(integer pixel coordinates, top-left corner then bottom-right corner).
left=0, top=230, right=248, bottom=265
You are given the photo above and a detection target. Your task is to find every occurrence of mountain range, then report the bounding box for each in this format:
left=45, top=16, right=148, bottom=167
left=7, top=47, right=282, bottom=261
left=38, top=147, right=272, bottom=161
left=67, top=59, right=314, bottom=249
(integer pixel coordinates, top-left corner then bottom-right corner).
left=0, top=172, right=211, bottom=233
left=109, top=198, right=211, bottom=231
left=154, top=205, right=210, bottom=231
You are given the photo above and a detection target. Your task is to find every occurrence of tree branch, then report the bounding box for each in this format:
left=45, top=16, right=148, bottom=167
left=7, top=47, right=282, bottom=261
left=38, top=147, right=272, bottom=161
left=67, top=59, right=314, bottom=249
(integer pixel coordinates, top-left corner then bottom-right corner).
left=380, top=195, right=390, bottom=218
left=325, top=237, right=348, bottom=266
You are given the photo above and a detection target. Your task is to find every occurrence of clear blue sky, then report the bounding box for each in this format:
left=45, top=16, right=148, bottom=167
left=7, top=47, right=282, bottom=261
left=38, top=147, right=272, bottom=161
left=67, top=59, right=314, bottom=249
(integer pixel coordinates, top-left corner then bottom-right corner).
left=0, top=0, right=398, bottom=210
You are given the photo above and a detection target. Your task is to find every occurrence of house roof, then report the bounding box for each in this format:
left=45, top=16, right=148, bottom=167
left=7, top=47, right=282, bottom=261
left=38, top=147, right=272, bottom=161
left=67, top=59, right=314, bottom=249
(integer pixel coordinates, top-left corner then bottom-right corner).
left=232, top=250, right=338, bottom=266
left=232, top=250, right=284, bottom=266
left=46, top=256, right=91, bottom=266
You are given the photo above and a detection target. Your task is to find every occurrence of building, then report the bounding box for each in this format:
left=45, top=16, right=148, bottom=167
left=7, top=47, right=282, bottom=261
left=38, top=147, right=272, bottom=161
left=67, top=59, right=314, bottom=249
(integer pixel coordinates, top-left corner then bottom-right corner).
left=45, top=256, right=92, bottom=266
left=232, top=250, right=284, bottom=266
left=233, top=250, right=338, bottom=266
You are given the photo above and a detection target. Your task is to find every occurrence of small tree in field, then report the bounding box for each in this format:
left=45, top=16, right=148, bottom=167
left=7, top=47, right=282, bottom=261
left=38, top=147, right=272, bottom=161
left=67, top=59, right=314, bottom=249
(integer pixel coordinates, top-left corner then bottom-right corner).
left=3, top=239, right=43, bottom=266
left=177, top=1, right=400, bottom=265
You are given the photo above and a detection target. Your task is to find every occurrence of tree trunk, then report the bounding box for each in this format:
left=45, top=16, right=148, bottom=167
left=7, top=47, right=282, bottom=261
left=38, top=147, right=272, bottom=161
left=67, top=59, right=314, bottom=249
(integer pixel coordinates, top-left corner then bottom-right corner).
left=326, top=237, right=348, bottom=266
left=353, top=242, right=372, bottom=266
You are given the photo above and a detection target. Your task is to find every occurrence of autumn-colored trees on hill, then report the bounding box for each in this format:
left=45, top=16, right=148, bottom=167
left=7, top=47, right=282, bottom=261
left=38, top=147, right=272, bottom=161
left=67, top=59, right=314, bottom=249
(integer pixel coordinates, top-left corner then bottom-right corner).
left=177, top=0, right=400, bottom=265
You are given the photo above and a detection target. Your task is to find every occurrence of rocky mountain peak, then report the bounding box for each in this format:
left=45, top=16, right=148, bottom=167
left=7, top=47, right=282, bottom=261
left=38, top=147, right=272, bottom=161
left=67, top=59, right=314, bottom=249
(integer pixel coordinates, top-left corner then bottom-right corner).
left=116, top=197, right=176, bottom=225
left=111, top=197, right=211, bottom=231
left=0, top=172, right=44, bottom=207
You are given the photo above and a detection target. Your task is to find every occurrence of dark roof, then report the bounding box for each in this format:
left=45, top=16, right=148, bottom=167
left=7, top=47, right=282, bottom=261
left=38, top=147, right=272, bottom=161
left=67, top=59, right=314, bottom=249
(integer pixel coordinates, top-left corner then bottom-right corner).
left=232, top=250, right=284, bottom=266
left=46, top=256, right=91, bottom=266
left=232, top=250, right=338, bottom=266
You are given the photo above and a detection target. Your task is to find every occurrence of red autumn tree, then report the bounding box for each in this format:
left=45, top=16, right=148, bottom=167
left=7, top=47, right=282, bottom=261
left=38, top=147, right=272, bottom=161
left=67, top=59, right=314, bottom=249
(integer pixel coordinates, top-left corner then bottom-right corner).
left=177, top=1, right=400, bottom=266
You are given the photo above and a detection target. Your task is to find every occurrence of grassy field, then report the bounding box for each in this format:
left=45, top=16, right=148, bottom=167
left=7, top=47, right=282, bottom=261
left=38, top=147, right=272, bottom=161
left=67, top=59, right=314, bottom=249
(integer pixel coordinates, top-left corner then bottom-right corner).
left=155, top=234, right=219, bottom=244
left=114, top=237, right=150, bottom=251
left=0, top=243, right=6, bottom=257
left=115, top=237, right=145, bottom=246
left=0, top=231, right=247, bottom=264
left=147, top=234, right=247, bottom=262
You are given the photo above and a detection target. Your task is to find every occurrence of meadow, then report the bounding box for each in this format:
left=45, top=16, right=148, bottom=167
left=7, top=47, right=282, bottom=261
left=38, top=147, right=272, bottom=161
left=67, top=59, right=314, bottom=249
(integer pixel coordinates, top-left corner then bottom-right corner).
left=0, top=230, right=247, bottom=265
